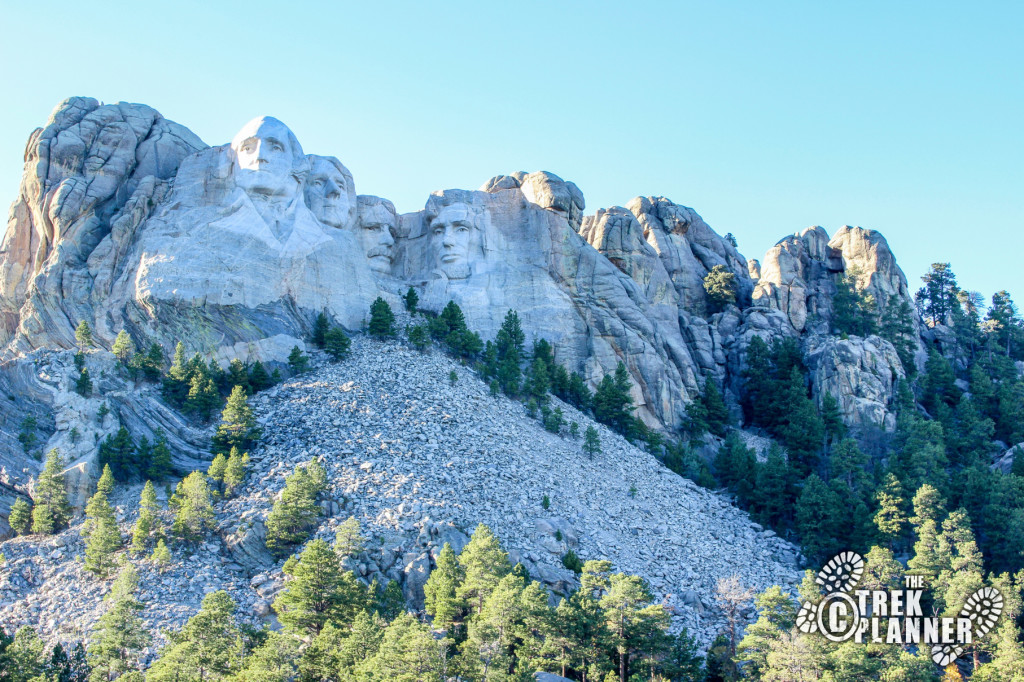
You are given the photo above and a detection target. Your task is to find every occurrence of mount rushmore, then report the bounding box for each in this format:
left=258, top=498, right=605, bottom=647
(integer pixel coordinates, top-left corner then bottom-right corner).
left=0, top=96, right=922, bottom=457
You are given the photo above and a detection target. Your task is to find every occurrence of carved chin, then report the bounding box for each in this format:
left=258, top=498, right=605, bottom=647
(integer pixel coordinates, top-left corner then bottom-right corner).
left=441, top=263, right=471, bottom=280
left=368, top=255, right=392, bottom=273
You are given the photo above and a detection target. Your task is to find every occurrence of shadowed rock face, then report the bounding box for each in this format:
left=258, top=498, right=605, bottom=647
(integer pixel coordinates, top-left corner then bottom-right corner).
left=0, top=98, right=927, bottom=485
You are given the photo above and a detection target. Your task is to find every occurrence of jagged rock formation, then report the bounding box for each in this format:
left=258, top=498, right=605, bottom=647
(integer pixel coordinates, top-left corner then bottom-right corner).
left=0, top=97, right=938, bottom=548
left=0, top=339, right=801, bottom=649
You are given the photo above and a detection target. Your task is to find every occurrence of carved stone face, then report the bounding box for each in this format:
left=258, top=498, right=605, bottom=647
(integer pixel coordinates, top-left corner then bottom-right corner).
left=231, top=117, right=302, bottom=198
left=305, top=157, right=354, bottom=229
left=430, top=203, right=478, bottom=279
left=357, top=203, right=397, bottom=273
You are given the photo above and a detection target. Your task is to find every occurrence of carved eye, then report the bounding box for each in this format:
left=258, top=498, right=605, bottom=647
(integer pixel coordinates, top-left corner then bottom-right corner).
left=312, top=180, right=323, bottom=187
left=457, top=225, right=469, bottom=233
left=242, top=144, right=254, bottom=153
left=272, top=143, right=284, bottom=152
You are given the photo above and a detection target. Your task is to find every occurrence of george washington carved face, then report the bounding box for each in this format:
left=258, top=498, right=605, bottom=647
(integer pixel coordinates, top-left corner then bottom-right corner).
left=230, top=116, right=305, bottom=199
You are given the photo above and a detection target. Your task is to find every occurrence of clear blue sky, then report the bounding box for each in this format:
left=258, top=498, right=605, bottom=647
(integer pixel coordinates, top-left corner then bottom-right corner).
left=1, top=1, right=1020, bottom=304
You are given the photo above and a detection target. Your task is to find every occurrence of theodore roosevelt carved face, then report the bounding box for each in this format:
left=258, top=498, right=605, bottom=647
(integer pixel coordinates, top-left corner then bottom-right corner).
left=355, top=195, right=398, bottom=273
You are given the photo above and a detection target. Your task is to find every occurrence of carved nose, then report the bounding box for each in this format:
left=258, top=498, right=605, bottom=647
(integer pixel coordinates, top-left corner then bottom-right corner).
left=382, top=229, right=395, bottom=246
left=325, top=179, right=340, bottom=198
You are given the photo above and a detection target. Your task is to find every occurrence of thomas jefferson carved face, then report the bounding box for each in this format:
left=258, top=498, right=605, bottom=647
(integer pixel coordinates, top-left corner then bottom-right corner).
left=231, top=117, right=304, bottom=199
left=356, top=198, right=397, bottom=273
left=430, top=202, right=479, bottom=279
left=305, top=157, right=355, bottom=230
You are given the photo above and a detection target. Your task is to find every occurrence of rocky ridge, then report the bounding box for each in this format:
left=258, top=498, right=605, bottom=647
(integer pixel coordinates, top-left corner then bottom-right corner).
left=0, top=335, right=801, bottom=652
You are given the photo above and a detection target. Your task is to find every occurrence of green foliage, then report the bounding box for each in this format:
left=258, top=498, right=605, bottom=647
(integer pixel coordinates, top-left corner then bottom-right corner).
left=561, top=549, right=583, bottom=574
left=96, top=464, right=115, bottom=497
left=170, top=472, right=215, bottom=542
left=150, top=538, right=171, bottom=571
left=97, top=401, right=110, bottom=423
left=273, top=539, right=368, bottom=636
left=543, top=406, right=564, bottom=434
left=457, top=524, right=512, bottom=615
left=131, top=342, right=165, bottom=382
left=312, top=311, right=330, bottom=348
left=75, top=319, right=94, bottom=348
left=75, top=367, right=93, bottom=397
left=916, top=262, right=960, bottom=326
left=98, top=427, right=137, bottom=481
left=795, top=474, right=844, bottom=563
left=147, top=430, right=173, bottom=481
left=287, top=345, right=309, bottom=374
left=17, top=415, right=37, bottom=455
left=687, top=377, right=730, bottom=437
left=83, top=489, right=122, bottom=578
left=362, top=611, right=445, bottom=681
left=407, top=323, right=429, bottom=352
left=323, top=326, right=351, bottom=361
left=112, top=330, right=135, bottom=365
left=131, top=481, right=160, bottom=553
left=31, top=449, right=73, bottom=534
left=146, top=590, right=245, bottom=681
left=879, top=294, right=918, bottom=372
left=222, top=447, right=250, bottom=498
left=874, top=473, right=909, bottom=551
left=583, top=425, right=601, bottom=459
left=87, top=563, right=149, bottom=678
left=424, top=542, right=464, bottom=635
left=368, top=296, right=397, bottom=339
left=831, top=267, right=878, bottom=336
left=714, top=432, right=757, bottom=503
left=703, top=264, right=738, bottom=312
left=9, top=498, right=32, bottom=536
left=264, top=459, right=327, bottom=557
left=211, top=385, right=259, bottom=456
left=593, top=362, right=635, bottom=438
left=403, top=286, right=419, bottom=313
left=333, top=515, right=365, bottom=560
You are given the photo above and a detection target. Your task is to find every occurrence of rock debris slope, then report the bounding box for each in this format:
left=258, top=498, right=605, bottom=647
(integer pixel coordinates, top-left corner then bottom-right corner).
left=0, top=337, right=800, bottom=649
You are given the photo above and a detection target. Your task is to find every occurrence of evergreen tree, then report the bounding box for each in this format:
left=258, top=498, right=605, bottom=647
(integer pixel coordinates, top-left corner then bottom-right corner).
left=737, top=585, right=797, bottom=678
left=874, top=473, right=909, bottom=551
left=407, top=323, right=429, bottom=352
left=375, top=579, right=406, bottom=622
left=265, top=459, right=327, bottom=556
left=75, top=320, right=94, bottom=348
left=600, top=572, right=670, bottom=682
left=4, top=626, right=50, bottom=680
left=714, top=432, right=757, bottom=504
left=880, top=294, right=918, bottom=373
left=83, top=489, right=122, bottom=578
left=131, top=481, right=159, bottom=553
left=312, top=311, right=330, bottom=348
left=773, top=366, right=824, bottom=475
left=222, top=447, right=250, bottom=498
left=985, top=289, right=1023, bottom=358
left=224, top=358, right=251, bottom=396
left=403, top=286, right=419, bottom=313
left=184, top=371, right=220, bottom=421
left=323, top=326, right=351, bottom=361
left=273, top=539, right=367, bottom=636
left=593, top=363, right=635, bottom=437
left=211, top=385, right=259, bottom=456
left=98, top=427, right=137, bottom=481
left=207, top=453, right=228, bottom=495
left=96, top=464, right=115, bottom=497
left=8, top=498, right=32, bottom=536
left=795, top=474, right=843, bottom=563
left=457, top=524, right=512, bottom=615
left=363, top=612, right=445, bottom=682
left=424, top=542, right=464, bottom=635
left=146, top=591, right=244, bottom=681
left=32, top=449, right=73, bottom=534
left=287, top=345, right=309, bottom=374
left=831, top=268, right=878, bottom=337
left=75, top=368, right=93, bottom=397
left=132, top=342, right=165, bottom=382
left=169, top=472, right=215, bottom=542
left=751, top=445, right=794, bottom=528
left=87, top=563, right=149, bottom=680
left=583, top=425, right=601, bottom=459
left=368, top=297, right=397, bottom=339
left=525, top=356, right=550, bottom=402
left=112, top=330, right=135, bottom=365
left=248, top=361, right=272, bottom=392
left=150, top=538, right=171, bottom=572
left=916, top=263, right=960, bottom=325
left=146, top=430, right=173, bottom=481
left=566, top=371, right=592, bottom=410
left=703, top=264, right=738, bottom=312
left=232, top=632, right=300, bottom=682
left=333, top=516, right=365, bottom=560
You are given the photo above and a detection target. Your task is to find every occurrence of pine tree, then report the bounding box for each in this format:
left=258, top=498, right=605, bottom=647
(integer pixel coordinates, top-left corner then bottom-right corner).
left=211, top=385, right=259, bottom=456
left=457, top=524, right=512, bottom=615
left=185, top=371, right=220, bottom=421
left=265, top=459, right=327, bottom=556
left=368, top=297, right=396, bottom=339
left=874, top=473, right=909, bottom=551
left=112, top=330, right=135, bottom=365
left=8, top=498, right=32, bottom=536
left=703, top=265, right=738, bottom=312
left=312, top=311, right=330, bottom=348
left=403, top=287, right=419, bottom=313
left=324, top=327, right=351, bottom=361
left=222, top=447, right=250, bottom=498
left=170, top=472, right=215, bottom=542
left=146, top=591, right=244, bottom=681
left=83, top=489, right=122, bottom=578
left=751, top=445, right=794, bottom=528
left=287, top=345, right=309, bottom=374
left=245, top=361, right=269, bottom=393
left=916, top=263, right=960, bottom=325
left=273, top=539, right=367, bottom=636
left=583, top=425, right=601, bottom=459
left=880, top=294, right=918, bottom=372
left=424, top=542, right=464, bottom=635
left=75, top=320, right=94, bottom=348
left=795, top=474, right=843, bottom=563
left=132, top=341, right=165, bottom=382
left=31, top=449, right=73, bottom=534
left=363, top=611, right=445, bottom=682
left=87, top=563, right=150, bottom=679
left=714, top=432, right=757, bottom=504
left=407, top=324, right=429, bottom=352
left=75, top=368, right=93, bottom=397
left=831, top=268, right=878, bottom=337
left=333, top=516, right=365, bottom=560
left=150, top=538, right=171, bottom=572
left=98, top=427, right=137, bottom=481
left=131, top=481, right=159, bottom=553
left=146, top=430, right=173, bottom=481
left=207, top=453, right=228, bottom=496
left=737, top=585, right=797, bottom=678
left=96, top=464, right=115, bottom=497
left=600, top=572, right=670, bottom=682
